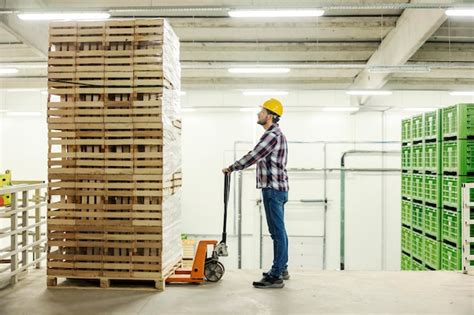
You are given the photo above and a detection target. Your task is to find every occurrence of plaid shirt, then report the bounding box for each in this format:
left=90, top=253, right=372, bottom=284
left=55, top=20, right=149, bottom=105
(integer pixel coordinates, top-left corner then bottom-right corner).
left=230, top=124, right=289, bottom=191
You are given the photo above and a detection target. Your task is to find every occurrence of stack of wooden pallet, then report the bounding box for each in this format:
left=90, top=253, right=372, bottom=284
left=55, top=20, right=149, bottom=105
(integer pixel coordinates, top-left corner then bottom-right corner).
left=46, top=19, right=182, bottom=290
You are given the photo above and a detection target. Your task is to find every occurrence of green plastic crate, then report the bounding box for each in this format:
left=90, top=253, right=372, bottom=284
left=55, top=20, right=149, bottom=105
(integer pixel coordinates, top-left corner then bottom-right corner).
left=412, top=203, right=424, bottom=231
left=412, top=174, right=424, bottom=201
left=401, top=200, right=412, bottom=226
left=412, top=144, right=424, bottom=170
left=442, top=176, right=474, bottom=208
left=412, top=258, right=427, bottom=271
left=412, top=114, right=424, bottom=141
left=424, top=110, right=442, bottom=141
left=412, top=231, right=424, bottom=260
left=441, top=209, right=461, bottom=247
left=401, top=253, right=412, bottom=270
left=402, top=118, right=412, bottom=143
left=424, top=206, right=441, bottom=239
left=402, top=146, right=412, bottom=170
left=442, top=103, right=474, bottom=139
left=424, top=175, right=441, bottom=206
left=401, top=173, right=412, bottom=198
left=424, top=237, right=441, bottom=269
left=442, top=140, right=474, bottom=175
left=441, top=242, right=461, bottom=270
left=424, top=142, right=440, bottom=173
left=401, top=227, right=412, bottom=254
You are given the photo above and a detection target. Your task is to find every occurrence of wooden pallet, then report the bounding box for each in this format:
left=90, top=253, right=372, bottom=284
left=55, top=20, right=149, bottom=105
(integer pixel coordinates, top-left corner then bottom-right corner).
left=47, top=260, right=181, bottom=291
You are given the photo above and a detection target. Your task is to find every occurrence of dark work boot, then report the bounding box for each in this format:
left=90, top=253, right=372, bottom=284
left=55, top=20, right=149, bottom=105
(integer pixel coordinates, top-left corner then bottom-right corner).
left=252, top=274, right=284, bottom=289
left=262, top=269, right=290, bottom=280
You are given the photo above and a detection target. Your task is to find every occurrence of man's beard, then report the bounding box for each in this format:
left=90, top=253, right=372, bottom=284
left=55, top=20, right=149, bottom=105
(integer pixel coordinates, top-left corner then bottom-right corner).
left=257, top=118, right=266, bottom=125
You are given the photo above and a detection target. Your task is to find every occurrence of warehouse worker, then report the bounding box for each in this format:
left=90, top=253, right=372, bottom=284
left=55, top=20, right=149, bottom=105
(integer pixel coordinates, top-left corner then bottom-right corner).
left=222, top=98, right=289, bottom=289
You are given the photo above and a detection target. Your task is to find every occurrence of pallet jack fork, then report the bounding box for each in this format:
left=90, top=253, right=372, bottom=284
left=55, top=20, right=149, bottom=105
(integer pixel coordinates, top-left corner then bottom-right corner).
left=166, top=173, right=231, bottom=284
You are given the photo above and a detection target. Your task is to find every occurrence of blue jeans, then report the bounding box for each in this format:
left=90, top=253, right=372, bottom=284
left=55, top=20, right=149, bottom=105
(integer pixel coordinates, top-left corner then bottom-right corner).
left=262, top=188, right=288, bottom=277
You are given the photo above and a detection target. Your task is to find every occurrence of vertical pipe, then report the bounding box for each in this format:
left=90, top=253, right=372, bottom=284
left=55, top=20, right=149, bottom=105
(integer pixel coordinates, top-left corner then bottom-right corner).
left=34, top=188, right=41, bottom=269
left=340, top=155, right=346, bottom=271
left=323, top=143, right=328, bottom=270
left=238, top=171, right=243, bottom=269
left=233, top=142, right=237, bottom=235
left=21, top=190, right=28, bottom=269
left=10, top=192, right=18, bottom=285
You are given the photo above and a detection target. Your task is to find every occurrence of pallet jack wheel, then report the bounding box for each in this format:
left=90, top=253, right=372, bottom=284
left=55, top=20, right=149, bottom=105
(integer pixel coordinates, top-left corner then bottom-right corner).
left=204, top=260, right=225, bottom=282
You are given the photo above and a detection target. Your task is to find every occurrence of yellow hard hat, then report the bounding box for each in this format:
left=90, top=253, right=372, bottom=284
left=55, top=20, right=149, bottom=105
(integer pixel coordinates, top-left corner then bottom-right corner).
left=262, top=98, right=283, bottom=117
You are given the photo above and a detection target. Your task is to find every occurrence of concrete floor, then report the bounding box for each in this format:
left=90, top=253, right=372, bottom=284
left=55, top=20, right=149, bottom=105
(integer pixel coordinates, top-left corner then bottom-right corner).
left=0, top=269, right=473, bottom=314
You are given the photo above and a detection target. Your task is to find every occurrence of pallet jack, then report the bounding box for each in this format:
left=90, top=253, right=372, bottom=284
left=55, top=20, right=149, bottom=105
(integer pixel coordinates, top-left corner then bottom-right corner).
left=166, top=173, right=231, bottom=284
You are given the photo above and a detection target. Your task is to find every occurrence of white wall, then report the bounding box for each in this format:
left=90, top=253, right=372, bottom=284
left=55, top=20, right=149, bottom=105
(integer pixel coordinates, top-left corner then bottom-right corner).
left=0, top=90, right=48, bottom=181
left=1, top=89, right=473, bottom=272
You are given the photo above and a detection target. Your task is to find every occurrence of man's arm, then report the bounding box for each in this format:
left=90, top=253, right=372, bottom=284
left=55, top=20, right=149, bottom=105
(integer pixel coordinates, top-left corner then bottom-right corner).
left=226, top=131, right=278, bottom=172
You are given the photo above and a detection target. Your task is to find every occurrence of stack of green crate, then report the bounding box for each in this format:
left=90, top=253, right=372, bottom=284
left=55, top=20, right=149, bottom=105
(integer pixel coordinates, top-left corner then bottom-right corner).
left=401, top=117, right=413, bottom=270
left=411, top=114, right=426, bottom=269
left=401, top=104, right=474, bottom=271
left=440, top=104, right=474, bottom=270
left=422, top=109, right=442, bottom=270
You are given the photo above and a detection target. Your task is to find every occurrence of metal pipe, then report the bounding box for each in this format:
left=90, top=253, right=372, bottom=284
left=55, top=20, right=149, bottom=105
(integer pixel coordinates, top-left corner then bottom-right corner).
left=0, top=3, right=470, bottom=15
left=339, top=150, right=400, bottom=271
left=182, top=61, right=474, bottom=70
left=238, top=171, right=243, bottom=269
left=232, top=141, right=239, bottom=235
left=323, top=143, right=328, bottom=270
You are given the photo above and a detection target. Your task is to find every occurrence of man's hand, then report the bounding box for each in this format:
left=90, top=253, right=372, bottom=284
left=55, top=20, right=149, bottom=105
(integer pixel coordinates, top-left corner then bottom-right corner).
left=222, top=167, right=232, bottom=174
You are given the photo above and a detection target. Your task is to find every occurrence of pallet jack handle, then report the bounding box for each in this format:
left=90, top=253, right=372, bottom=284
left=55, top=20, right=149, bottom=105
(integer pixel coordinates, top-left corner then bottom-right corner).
left=213, top=173, right=230, bottom=257
left=221, top=172, right=231, bottom=244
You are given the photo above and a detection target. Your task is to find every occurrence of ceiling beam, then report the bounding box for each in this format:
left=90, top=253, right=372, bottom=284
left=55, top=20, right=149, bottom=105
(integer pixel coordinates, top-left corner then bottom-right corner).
left=181, top=42, right=377, bottom=62
left=386, top=78, right=474, bottom=91
left=168, top=17, right=396, bottom=42
left=0, top=43, right=44, bottom=62
left=350, top=6, right=447, bottom=105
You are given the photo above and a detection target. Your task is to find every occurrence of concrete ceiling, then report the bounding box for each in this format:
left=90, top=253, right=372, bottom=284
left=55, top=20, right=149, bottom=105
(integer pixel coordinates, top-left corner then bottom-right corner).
left=0, top=0, right=473, bottom=94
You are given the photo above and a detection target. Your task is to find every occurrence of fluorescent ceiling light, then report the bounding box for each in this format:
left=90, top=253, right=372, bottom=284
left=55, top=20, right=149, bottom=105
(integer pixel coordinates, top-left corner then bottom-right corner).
left=229, top=68, right=290, bottom=74
left=41, top=90, right=48, bottom=95
left=445, top=9, right=474, bottom=17
left=368, top=66, right=431, bottom=74
left=6, top=111, right=41, bottom=117
left=17, top=12, right=111, bottom=21
left=0, top=68, right=19, bottom=75
left=449, top=91, right=474, bottom=96
left=403, top=108, right=438, bottom=112
left=346, top=90, right=392, bottom=96
left=243, top=91, right=288, bottom=96
left=322, top=107, right=359, bottom=112
left=179, top=91, right=187, bottom=96
left=228, top=9, right=324, bottom=18
left=0, top=110, right=7, bottom=113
